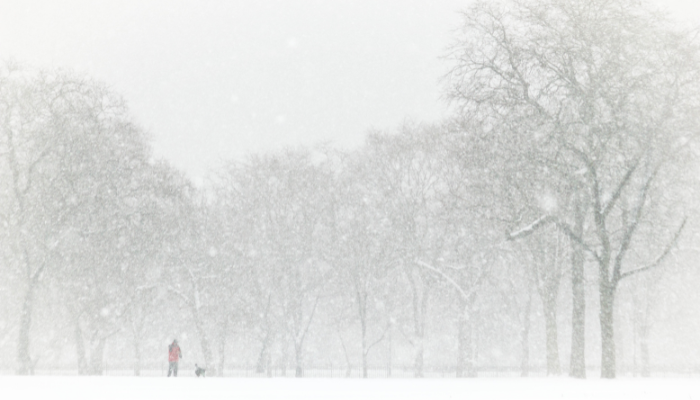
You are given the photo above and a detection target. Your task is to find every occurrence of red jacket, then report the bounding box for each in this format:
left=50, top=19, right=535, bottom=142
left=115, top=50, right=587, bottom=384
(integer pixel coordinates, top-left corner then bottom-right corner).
left=168, top=343, right=182, bottom=362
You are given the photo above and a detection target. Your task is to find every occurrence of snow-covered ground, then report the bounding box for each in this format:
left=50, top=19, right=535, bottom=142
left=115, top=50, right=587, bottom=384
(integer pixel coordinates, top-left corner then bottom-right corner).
left=4, top=376, right=700, bottom=400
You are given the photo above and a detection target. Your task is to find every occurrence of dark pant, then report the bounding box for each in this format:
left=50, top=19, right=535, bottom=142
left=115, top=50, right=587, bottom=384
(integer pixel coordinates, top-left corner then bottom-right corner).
left=167, top=361, right=179, bottom=377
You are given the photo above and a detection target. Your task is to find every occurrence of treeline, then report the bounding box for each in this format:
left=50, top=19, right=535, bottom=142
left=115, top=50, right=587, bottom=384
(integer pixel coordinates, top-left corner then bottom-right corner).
left=1, top=0, right=700, bottom=379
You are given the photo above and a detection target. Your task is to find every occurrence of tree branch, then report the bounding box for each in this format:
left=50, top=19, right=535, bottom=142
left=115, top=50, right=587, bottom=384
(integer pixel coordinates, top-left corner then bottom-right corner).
left=506, top=215, right=554, bottom=240
left=554, top=220, right=601, bottom=264
left=612, top=167, right=659, bottom=285
left=602, top=160, right=639, bottom=217
left=365, top=322, right=390, bottom=357
left=619, top=218, right=687, bottom=281
left=506, top=214, right=600, bottom=263
left=167, top=285, right=192, bottom=306
left=415, top=260, right=486, bottom=302
left=298, top=295, right=320, bottom=347
left=415, top=260, right=469, bottom=300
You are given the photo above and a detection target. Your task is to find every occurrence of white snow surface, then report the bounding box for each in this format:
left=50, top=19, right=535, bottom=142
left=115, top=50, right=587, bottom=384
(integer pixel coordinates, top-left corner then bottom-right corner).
left=4, top=377, right=699, bottom=400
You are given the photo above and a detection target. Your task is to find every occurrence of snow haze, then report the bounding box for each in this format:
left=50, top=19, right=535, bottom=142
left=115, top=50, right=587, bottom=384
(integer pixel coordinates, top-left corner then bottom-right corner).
left=0, top=0, right=699, bottom=389
left=0, top=0, right=468, bottom=183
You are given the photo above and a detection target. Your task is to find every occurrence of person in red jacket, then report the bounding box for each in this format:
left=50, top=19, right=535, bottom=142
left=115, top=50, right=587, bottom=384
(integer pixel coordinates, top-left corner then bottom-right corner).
left=167, top=339, right=182, bottom=377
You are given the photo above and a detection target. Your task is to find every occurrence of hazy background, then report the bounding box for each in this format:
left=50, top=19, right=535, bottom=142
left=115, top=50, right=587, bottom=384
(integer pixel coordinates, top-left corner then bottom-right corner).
left=0, top=0, right=698, bottom=183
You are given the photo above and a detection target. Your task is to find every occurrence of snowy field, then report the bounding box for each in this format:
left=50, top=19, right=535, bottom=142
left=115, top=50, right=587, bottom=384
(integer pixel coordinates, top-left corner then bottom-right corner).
left=4, top=377, right=700, bottom=400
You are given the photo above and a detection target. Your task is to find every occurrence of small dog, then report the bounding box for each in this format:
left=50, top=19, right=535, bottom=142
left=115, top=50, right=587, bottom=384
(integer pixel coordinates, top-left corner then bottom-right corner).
left=195, top=364, right=206, bottom=377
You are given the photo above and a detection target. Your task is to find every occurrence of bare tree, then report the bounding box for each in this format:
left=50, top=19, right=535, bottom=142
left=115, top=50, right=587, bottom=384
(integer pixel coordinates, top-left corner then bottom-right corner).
left=446, top=0, right=700, bottom=378
left=364, top=126, right=448, bottom=378
left=0, top=65, right=153, bottom=374
left=331, top=148, right=396, bottom=378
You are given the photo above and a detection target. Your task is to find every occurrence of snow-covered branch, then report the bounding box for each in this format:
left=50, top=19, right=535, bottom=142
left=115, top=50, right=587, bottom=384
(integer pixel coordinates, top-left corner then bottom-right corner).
left=506, top=215, right=554, bottom=241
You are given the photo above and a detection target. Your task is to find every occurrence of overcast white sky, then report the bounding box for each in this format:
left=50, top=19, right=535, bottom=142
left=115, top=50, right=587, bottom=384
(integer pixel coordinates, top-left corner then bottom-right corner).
left=0, top=0, right=699, bottom=183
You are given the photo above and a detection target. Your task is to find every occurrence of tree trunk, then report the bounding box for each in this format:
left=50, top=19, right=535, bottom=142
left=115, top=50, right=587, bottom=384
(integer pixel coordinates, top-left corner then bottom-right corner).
left=217, top=324, right=227, bottom=377
left=569, top=271, right=586, bottom=378
left=194, top=314, right=216, bottom=376
left=88, top=337, right=106, bottom=375
left=361, top=318, right=368, bottom=378
left=75, top=319, right=107, bottom=376
left=532, top=231, right=563, bottom=377
left=414, top=340, right=424, bottom=378
left=75, top=320, right=87, bottom=375
left=294, top=341, right=303, bottom=377
left=456, top=299, right=477, bottom=378
left=634, top=294, right=652, bottom=377
left=131, top=316, right=143, bottom=376
left=265, top=349, right=272, bottom=378
left=279, top=343, right=288, bottom=377
left=16, top=281, right=35, bottom=375
left=386, top=323, right=392, bottom=378
left=358, top=290, right=368, bottom=379
left=600, top=284, right=616, bottom=378
left=416, top=284, right=428, bottom=378
left=338, top=332, right=352, bottom=377
left=520, top=291, right=532, bottom=377
left=407, top=267, right=428, bottom=378
left=542, top=292, right=561, bottom=375
left=639, top=328, right=650, bottom=378
left=569, top=201, right=586, bottom=378
left=256, top=333, right=271, bottom=374
left=133, top=339, right=141, bottom=376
